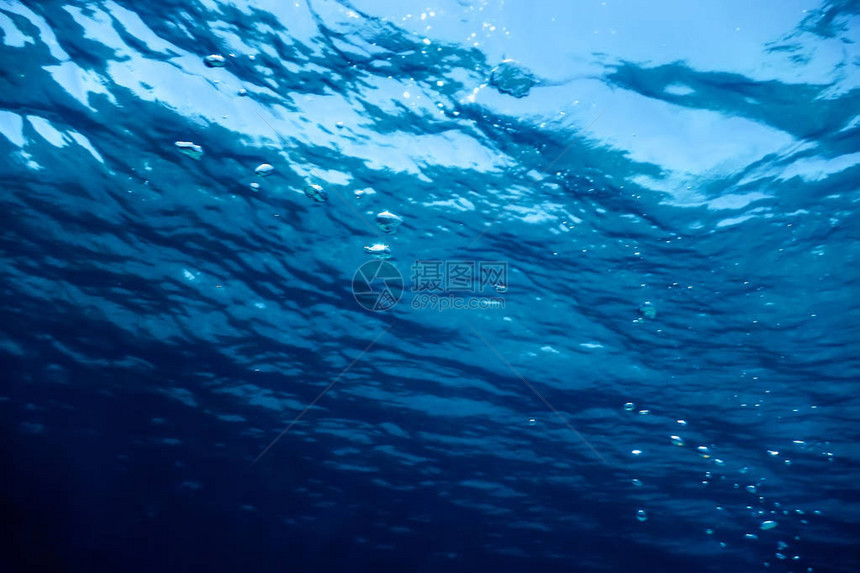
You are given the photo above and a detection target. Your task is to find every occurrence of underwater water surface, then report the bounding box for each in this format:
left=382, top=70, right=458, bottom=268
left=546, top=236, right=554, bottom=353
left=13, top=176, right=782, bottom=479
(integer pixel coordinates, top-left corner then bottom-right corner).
left=1, top=0, right=859, bottom=572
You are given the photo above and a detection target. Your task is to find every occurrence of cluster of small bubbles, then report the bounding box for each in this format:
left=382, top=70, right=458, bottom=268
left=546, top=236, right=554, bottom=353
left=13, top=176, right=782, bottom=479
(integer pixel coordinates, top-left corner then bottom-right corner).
left=617, top=399, right=830, bottom=564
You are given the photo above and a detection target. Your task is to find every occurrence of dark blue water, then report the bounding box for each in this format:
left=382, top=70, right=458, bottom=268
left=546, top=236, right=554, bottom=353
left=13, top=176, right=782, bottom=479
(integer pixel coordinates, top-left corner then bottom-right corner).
left=2, top=1, right=859, bottom=571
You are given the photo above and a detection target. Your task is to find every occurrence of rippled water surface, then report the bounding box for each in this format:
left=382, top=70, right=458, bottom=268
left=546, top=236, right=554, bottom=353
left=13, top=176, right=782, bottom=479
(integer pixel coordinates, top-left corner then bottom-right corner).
left=2, top=1, right=859, bottom=571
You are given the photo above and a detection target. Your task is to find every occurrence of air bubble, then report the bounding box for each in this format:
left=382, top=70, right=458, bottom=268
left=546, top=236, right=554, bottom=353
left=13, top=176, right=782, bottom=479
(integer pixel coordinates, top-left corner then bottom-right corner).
left=175, top=141, right=204, bottom=160
left=305, top=184, right=328, bottom=203
left=638, top=301, right=657, bottom=318
left=255, top=163, right=274, bottom=176
left=376, top=210, right=403, bottom=233
left=364, top=243, right=391, bottom=259
left=489, top=59, right=536, bottom=98
left=204, top=54, right=226, bottom=68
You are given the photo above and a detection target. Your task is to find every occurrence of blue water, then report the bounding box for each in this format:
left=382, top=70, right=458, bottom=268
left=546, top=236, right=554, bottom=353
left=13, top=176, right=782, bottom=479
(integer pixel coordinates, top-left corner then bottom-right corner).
left=2, top=1, right=859, bottom=571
